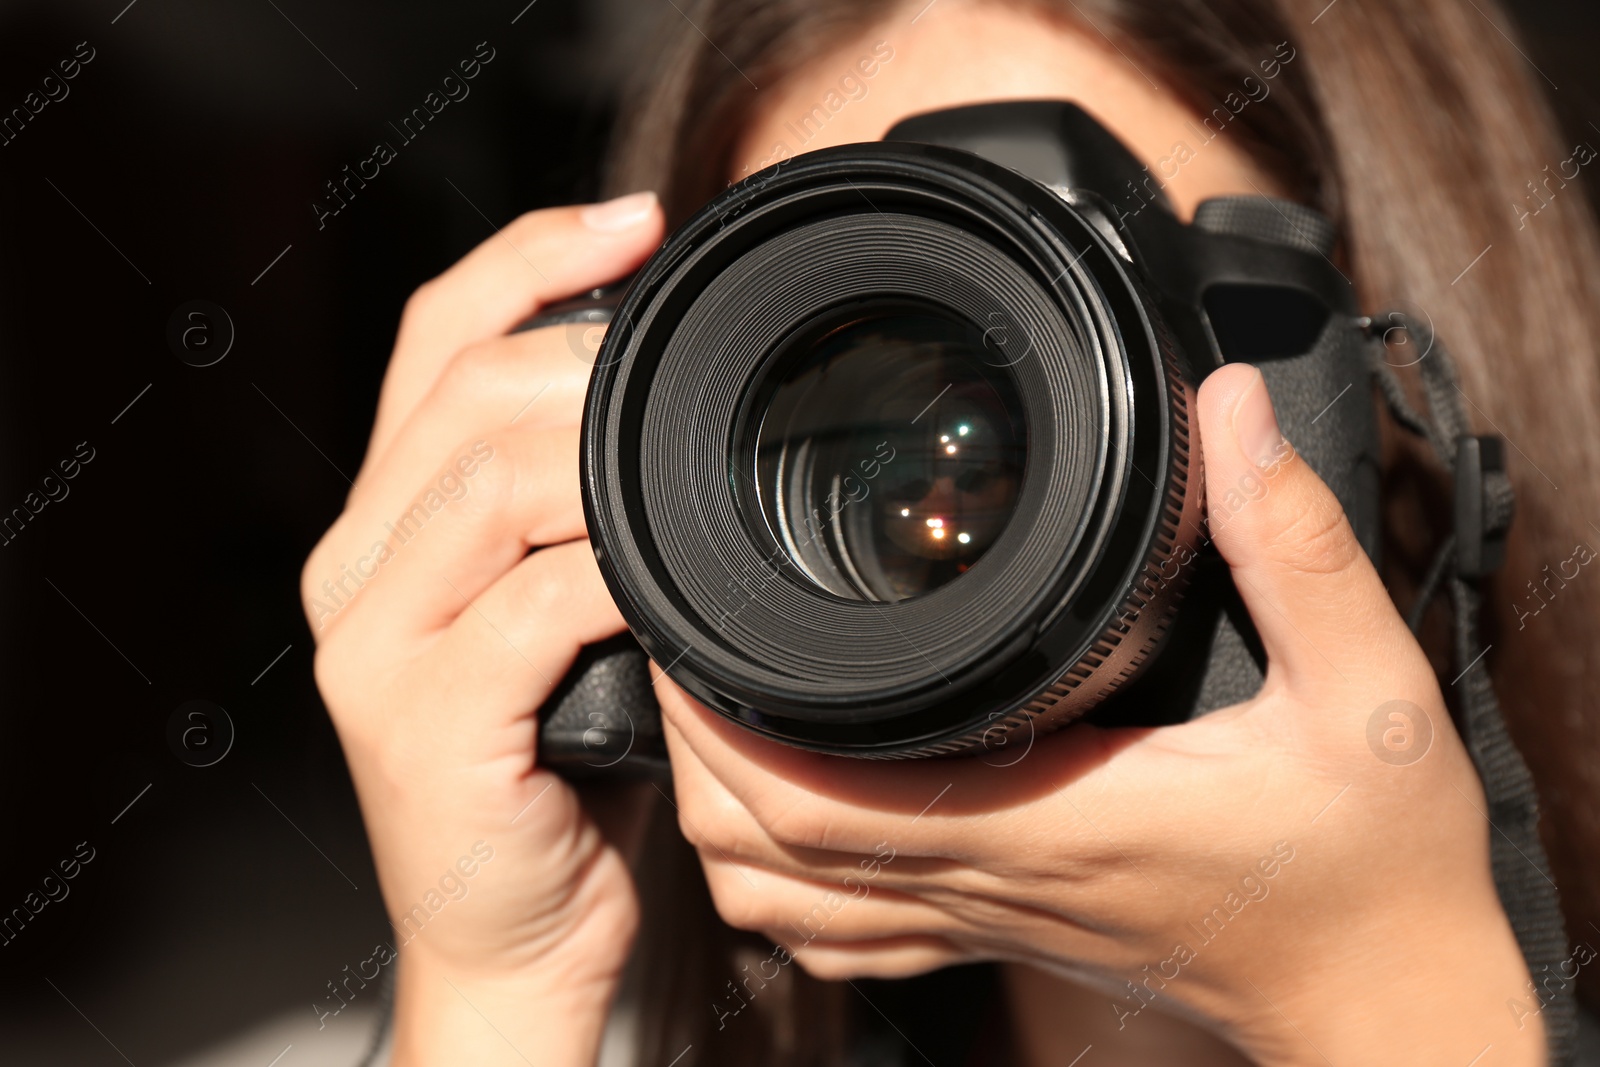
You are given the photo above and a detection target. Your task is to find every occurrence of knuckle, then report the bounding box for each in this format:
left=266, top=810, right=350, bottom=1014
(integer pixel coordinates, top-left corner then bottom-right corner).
left=676, top=789, right=745, bottom=856
left=440, top=340, right=512, bottom=400
left=505, top=566, right=569, bottom=627
left=311, top=626, right=363, bottom=725
left=300, top=538, right=332, bottom=622
left=502, top=551, right=571, bottom=622
left=672, top=781, right=712, bottom=846
left=706, top=873, right=766, bottom=931
left=676, top=808, right=709, bottom=851
left=400, top=278, right=442, bottom=330
left=790, top=950, right=850, bottom=981
left=672, top=809, right=710, bottom=851
left=503, top=208, right=556, bottom=249
left=301, top=525, right=352, bottom=634
left=313, top=627, right=418, bottom=762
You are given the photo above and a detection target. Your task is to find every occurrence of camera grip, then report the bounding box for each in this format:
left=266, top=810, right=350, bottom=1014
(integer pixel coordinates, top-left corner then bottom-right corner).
left=510, top=290, right=669, bottom=778
left=537, top=634, right=669, bottom=779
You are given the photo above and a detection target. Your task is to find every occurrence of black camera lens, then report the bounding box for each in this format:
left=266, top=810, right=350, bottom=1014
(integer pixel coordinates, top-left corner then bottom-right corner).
left=548, top=101, right=1374, bottom=777
left=584, top=139, right=1202, bottom=757
left=739, top=301, right=1028, bottom=603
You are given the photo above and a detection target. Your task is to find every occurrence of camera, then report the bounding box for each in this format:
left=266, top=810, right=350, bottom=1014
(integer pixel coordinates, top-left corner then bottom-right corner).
left=536, top=101, right=1377, bottom=772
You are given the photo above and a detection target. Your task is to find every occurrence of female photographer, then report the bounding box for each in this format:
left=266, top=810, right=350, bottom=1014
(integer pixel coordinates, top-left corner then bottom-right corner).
left=302, top=0, right=1600, bottom=1062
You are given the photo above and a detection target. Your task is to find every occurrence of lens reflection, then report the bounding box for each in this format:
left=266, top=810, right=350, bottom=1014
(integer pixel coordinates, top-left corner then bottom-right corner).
left=745, top=303, right=1028, bottom=602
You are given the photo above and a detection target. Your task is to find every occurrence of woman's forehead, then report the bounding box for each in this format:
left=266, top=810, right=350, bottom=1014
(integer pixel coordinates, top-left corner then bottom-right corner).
left=729, top=3, right=1284, bottom=218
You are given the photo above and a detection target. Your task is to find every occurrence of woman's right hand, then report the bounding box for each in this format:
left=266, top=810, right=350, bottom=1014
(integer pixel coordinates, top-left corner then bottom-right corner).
left=300, top=193, right=664, bottom=1067
left=656, top=363, right=1543, bottom=1066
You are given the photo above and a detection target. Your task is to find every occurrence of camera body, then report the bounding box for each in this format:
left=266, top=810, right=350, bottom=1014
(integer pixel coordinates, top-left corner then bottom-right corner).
left=539, top=101, right=1377, bottom=774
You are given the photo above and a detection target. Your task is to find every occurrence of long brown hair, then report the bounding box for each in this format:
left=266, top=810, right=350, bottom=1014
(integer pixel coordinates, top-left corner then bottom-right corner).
left=603, top=0, right=1600, bottom=1060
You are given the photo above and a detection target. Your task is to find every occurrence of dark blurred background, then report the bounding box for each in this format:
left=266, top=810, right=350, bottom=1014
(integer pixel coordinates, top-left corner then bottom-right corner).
left=0, top=1, right=1596, bottom=1064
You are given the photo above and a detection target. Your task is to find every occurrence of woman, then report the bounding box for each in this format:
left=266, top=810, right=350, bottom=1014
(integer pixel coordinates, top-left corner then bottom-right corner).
left=302, top=0, right=1600, bottom=1063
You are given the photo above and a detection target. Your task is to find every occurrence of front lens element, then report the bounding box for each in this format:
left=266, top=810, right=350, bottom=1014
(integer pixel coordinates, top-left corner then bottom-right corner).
left=743, top=303, right=1028, bottom=602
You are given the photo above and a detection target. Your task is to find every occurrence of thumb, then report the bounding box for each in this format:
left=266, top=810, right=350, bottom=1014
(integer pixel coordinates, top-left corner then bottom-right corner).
left=1197, top=363, right=1410, bottom=688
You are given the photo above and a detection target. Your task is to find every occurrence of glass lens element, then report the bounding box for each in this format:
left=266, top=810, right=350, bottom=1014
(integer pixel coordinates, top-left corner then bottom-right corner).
left=745, top=303, right=1028, bottom=602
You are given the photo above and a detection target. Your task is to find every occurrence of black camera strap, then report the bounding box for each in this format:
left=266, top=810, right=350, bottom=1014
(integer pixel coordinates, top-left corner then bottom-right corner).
left=1366, top=312, right=1576, bottom=1066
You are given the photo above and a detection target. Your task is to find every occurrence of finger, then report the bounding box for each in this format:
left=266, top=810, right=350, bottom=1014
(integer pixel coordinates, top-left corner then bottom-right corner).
left=312, top=424, right=586, bottom=640
left=658, top=685, right=972, bottom=858
left=316, top=538, right=625, bottom=768
left=1196, top=363, right=1419, bottom=688
left=349, top=329, right=590, bottom=522
left=663, top=715, right=947, bottom=887
left=658, top=682, right=1119, bottom=863
left=369, top=192, right=664, bottom=464
left=693, top=821, right=1105, bottom=961
left=770, top=935, right=967, bottom=981
left=416, top=540, right=628, bottom=735
left=699, top=853, right=964, bottom=944
left=661, top=683, right=1223, bottom=942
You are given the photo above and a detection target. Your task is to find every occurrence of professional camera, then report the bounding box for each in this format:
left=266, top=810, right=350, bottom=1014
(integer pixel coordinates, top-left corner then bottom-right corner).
left=537, top=100, right=1377, bottom=771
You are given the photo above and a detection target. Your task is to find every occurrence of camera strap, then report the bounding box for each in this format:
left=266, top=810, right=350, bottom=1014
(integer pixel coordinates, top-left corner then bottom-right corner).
left=1365, top=312, right=1576, bottom=1065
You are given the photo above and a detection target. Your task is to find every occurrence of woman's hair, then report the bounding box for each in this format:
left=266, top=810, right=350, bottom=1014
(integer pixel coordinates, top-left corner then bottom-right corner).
left=603, top=0, right=1600, bottom=1060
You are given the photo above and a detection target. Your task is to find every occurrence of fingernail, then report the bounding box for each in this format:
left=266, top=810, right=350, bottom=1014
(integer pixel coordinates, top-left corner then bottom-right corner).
left=581, top=191, right=658, bottom=233
left=1232, top=366, right=1286, bottom=470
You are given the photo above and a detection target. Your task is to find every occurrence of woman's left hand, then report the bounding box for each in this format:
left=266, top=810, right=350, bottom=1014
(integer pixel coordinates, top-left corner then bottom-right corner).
left=658, top=363, right=1543, bottom=1067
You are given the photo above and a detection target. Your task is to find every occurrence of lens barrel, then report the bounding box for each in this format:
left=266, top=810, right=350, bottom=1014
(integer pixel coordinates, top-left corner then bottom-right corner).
left=583, top=143, right=1203, bottom=757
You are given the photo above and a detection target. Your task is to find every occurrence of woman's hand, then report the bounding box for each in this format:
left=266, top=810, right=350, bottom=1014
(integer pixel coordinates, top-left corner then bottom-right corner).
left=659, top=363, right=1543, bottom=1066
left=301, top=193, right=663, bottom=1067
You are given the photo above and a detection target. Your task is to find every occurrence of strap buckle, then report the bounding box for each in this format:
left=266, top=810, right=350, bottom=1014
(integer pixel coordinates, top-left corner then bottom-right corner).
left=1454, top=434, right=1513, bottom=578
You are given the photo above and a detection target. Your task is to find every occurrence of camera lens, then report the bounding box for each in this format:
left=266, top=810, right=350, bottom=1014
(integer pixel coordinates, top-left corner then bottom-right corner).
left=740, top=301, right=1027, bottom=603
left=584, top=142, right=1201, bottom=756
